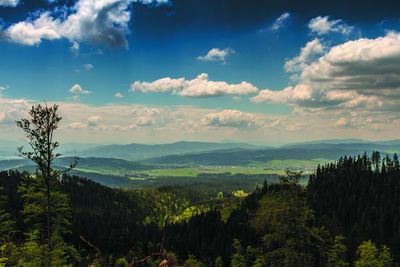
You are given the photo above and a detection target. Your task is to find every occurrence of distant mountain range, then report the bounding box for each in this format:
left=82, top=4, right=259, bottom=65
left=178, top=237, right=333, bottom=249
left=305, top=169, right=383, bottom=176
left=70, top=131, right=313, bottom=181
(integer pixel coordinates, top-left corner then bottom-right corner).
left=0, top=157, right=152, bottom=172
left=1, top=139, right=399, bottom=186
left=77, top=141, right=262, bottom=160
left=1, top=139, right=399, bottom=163
left=283, top=139, right=400, bottom=147
left=141, top=141, right=400, bottom=166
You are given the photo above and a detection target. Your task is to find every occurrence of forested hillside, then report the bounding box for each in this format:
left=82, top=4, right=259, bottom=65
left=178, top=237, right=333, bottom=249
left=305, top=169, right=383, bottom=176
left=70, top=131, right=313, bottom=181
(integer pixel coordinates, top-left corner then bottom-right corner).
left=1, top=152, right=399, bottom=266
left=308, top=152, right=400, bottom=263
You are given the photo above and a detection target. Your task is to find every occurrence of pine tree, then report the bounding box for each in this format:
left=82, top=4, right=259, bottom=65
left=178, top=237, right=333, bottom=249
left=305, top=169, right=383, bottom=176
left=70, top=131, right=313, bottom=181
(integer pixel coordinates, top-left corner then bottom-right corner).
left=214, top=256, right=223, bottom=267
left=327, top=235, right=349, bottom=267
left=355, top=241, right=393, bottom=267
left=252, top=171, right=328, bottom=267
left=16, top=104, right=79, bottom=266
left=0, top=186, right=16, bottom=266
left=0, top=187, right=14, bottom=242
left=377, top=245, right=393, bottom=267
left=230, top=239, right=246, bottom=267
left=355, top=240, right=378, bottom=267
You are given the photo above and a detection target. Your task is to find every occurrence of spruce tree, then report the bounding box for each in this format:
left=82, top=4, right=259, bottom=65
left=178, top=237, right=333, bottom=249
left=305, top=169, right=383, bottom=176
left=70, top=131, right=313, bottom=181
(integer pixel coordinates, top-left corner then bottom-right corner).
left=16, top=103, right=78, bottom=266
left=230, top=239, right=246, bottom=267
left=0, top=186, right=16, bottom=266
left=0, top=186, right=14, bottom=242
left=327, top=235, right=349, bottom=267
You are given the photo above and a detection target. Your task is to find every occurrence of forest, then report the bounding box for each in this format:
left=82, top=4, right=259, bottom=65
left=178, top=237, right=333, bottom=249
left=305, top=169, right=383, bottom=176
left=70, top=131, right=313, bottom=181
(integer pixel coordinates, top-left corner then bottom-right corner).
left=0, top=104, right=399, bottom=267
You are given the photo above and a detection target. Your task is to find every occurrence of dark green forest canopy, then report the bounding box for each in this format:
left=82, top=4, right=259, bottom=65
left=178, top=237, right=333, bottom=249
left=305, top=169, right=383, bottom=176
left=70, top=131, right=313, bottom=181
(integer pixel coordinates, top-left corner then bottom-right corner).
left=0, top=152, right=399, bottom=266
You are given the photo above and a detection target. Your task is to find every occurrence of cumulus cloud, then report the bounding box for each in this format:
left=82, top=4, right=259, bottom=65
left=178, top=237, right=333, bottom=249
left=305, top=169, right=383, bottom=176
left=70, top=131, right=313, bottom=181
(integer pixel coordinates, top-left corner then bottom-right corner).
left=202, top=110, right=264, bottom=129
left=0, top=0, right=18, bottom=7
left=4, top=0, right=169, bottom=47
left=83, top=63, right=94, bottom=71
left=0, top=95, right=398, bottom=145
left=284, top=39, right=325, bottom=74
left=0, top=0, right=19, bottom=7
left=114, top=92, right=123, bottom=98
left=70, top=41, right=80, bottom=55
left=301, top=32, right=400, bottom=101
left=87, top=116, right=101, bottom=127
left=197, top=48, right=235, bottom=62
left=69, top=84, right=91, bottom=94
left=131, top=73, right=258, bottom=97
left=334, top=117, right=352, bottom=128
left=0, top=98, right=29, bottom=126
left=134, top=116, right=154, bottom=127
left=129, top=107, right=174, bottom=128
left=66, top=121, right=87, bottom=129
left=252, top=84, right=325, bottom=108
left=254, top=32, right=400, bottom=112
left=308, top=16, right=353, bottom=35
left=271, top=12, right=290, bottom=31
left=6, top=12, right=61, bottom=46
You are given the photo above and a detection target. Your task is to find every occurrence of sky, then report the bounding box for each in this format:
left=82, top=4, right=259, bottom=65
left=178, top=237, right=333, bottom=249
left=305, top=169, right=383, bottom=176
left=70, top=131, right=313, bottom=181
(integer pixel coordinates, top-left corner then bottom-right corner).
left=0, top=0, right=400, bottom=145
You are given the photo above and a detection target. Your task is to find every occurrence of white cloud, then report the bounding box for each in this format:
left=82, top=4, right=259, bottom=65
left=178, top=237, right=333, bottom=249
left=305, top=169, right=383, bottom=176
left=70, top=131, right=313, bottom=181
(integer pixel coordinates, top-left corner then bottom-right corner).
left=284, top=39, right=325, bottom=73
left=6, top=12, right=61, bottom=46
left=68, top=95, right=80, bottom=102
left=131, top=73, right=258, bottom=97
left=87, top=116, right=100, bottom=127
left=114, top=92, right=123, bottom=98
left=197, top=48, right=235, bottom=62
left=4, top=0, right=169, bottom=47
left=252, top=82, right=382, bottom=111
left=0, top=96, right=398, bottom=145
left=334, top=117, right=352, bottom=128
left=252, top=84, right=321, bottom=107
left=133, top=116, right=154, bottom=127
left=271, top=12, right=290, bottom=31
left=0, top=0, right=19, bottom=7
left=66, top=121, right=87, bottom=129
left=254, top=32, right=400, bottom=113
left=70, top=41, right=80, bottom=55
left=301, top=32, right=400, bottom=101
left=308, top=16, right=353, bottom=35
left=0, top=98, right=29, bottom=127
left=83, top=63, right=94, bottom=71
left=69, top=84, right=91, bottom=94
left=202, top=110, right=264, bottom=129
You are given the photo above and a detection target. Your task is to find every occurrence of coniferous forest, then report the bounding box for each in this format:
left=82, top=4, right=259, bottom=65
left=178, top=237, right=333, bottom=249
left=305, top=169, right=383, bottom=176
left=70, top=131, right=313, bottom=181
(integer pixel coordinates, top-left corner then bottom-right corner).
left=0, top=104, right=399, bottom=266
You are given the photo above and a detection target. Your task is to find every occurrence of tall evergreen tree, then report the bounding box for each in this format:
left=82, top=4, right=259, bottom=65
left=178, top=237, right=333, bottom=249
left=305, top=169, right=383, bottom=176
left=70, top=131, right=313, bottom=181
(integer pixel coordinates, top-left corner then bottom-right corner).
left=327, top=235, right=349, bottom=267
left=355, top=240, right=393, bottom=267
left=0, top=186, right=14, bottom=242
left=377, top=245, right=393, bottom=267
left=355, top=240, right=378, bottom=267
left=16, top=104, right=78, bottom=266
left=252, top=171, right=328, bottom=267
left=0, top=186, right=16, bottom=266
left=230, top=239, right=246, bottom=267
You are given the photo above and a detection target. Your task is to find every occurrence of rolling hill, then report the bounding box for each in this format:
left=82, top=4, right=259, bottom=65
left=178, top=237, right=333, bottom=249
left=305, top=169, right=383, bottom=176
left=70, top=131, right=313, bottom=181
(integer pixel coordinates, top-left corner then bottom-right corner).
left=141, top=141, right=400, bottom=166
left=78, top=141, right=262, bottom=160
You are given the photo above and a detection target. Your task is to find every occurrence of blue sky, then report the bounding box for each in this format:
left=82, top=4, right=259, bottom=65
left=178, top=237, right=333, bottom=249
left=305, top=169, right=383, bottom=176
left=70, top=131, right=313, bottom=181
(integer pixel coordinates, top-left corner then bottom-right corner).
left=0, top=0, right=400, bottom=144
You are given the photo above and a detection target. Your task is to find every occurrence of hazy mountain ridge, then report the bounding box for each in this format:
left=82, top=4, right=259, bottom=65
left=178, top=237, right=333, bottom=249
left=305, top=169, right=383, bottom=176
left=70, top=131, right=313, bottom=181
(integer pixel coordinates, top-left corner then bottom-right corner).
left=1, top=139, right=399, bottom=187
left=0, top=157, right=153, bottom=172
left=78, top=141, right=262, bottom=160
left=141, top=141, right=400, bottom=166
left=283, top=139, right=400, bottom=147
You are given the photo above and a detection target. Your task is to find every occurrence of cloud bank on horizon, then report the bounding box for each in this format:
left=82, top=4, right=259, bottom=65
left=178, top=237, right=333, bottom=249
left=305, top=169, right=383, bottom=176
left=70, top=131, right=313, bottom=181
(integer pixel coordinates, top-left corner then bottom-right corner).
left=0, top=0, right=399, bottom=144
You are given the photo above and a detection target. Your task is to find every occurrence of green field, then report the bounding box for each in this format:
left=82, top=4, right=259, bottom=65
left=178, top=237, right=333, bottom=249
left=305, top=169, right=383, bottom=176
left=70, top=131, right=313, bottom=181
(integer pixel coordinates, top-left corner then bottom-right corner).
left=72, top=158, right=332, bottom=182
left=140, top=166, right=287, bottom=177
